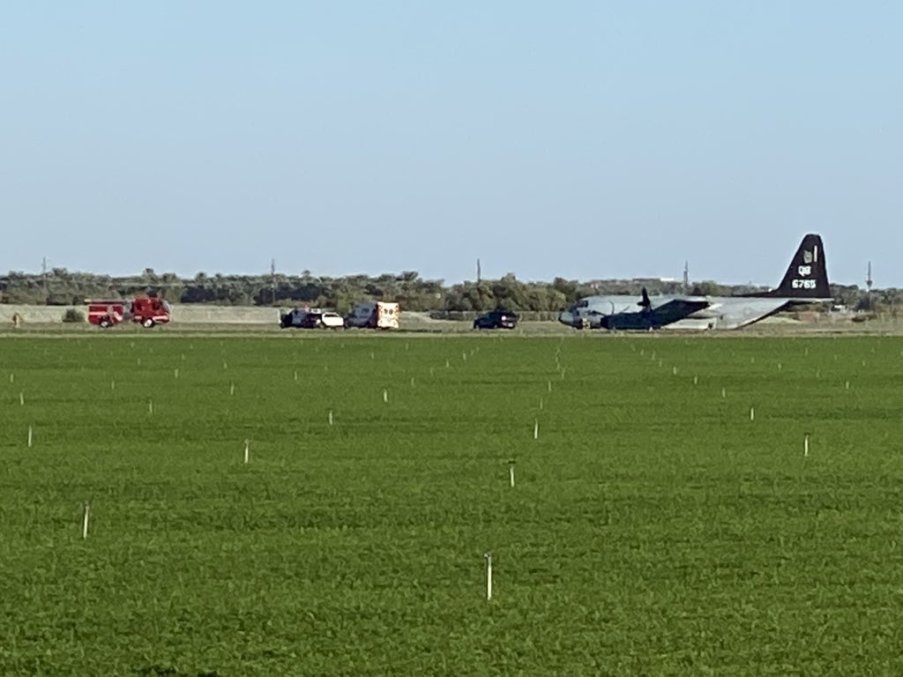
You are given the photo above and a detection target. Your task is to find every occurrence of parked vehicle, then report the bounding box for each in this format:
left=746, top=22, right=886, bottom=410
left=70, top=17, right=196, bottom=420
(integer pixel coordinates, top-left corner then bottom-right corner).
left=87, top=300, right=126, bottom=328
left=87, top=297, right=172, bottom=328
left=280, top=308, right=345, bottom=329
left=473, top=308, right=518, bottom=330
left=345, top=302, right=400, bottom=329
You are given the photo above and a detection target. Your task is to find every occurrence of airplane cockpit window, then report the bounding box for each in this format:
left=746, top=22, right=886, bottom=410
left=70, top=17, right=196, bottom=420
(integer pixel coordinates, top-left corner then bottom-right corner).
left=577, top=300, right=589, bottom=308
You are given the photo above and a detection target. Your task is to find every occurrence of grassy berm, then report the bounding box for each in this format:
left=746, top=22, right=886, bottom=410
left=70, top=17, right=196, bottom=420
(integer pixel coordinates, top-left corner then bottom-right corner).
left=1, top=333, right=902, bottom=675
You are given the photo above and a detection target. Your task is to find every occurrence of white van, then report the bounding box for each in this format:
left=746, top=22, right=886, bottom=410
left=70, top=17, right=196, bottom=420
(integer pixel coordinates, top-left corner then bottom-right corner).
left=345, top=302, right=400, bottom=329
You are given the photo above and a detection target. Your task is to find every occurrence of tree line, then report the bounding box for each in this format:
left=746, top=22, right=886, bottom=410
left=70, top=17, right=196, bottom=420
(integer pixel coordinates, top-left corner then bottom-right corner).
left=0, top=268, right=896, bottom=314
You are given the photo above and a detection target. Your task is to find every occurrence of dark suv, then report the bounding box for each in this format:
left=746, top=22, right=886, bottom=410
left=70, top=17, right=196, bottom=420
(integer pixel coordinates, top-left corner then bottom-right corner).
left=473, top=309, right=518, bottom=330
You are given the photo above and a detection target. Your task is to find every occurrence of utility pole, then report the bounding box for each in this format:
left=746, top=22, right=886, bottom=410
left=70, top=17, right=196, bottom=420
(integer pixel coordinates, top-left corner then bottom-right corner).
left=476, top=258, right=481, bottom=283
left=683, top=260, right=689, bottom=294
left=866, top=261, right=873, bottom=310
left=270, top=258, right=276, bottom=306
left=42, top=256, right=48, bottom=304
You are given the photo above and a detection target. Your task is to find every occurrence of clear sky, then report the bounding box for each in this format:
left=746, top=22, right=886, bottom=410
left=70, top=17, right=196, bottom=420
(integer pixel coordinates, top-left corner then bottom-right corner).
left=2, top=1, right=901, bottom=287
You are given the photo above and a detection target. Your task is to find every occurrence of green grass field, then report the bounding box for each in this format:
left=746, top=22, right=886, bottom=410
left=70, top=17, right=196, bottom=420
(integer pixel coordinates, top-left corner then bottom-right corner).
left=2, top=333, right=902, bottom=675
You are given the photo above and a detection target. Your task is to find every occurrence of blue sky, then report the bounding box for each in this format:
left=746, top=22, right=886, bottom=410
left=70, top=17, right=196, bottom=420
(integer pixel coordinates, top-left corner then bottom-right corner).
left=2, top=1, right=901, bottom=287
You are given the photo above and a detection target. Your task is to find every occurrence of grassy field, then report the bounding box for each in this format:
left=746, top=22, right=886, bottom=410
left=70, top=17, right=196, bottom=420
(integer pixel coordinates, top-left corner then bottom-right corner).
left=1, top=332, right=902, bottom=675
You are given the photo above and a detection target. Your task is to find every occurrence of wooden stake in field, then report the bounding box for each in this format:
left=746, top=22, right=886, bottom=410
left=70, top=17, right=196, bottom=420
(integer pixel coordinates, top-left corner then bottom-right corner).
left=693, top=375, right=698, bottom=385
left=82, top=501, right=90, bottom=539
left=174, top=368, right=179, bottom=379
left=328, top=410, right=334, bottom=426
left=508, top=460, right=516, bottom=488
left=410, top=377, right=415, bottom=387
left=148, top=400, right=154, bottom=415
left=533, top=420, right=539, bottom=440
left=294, top=370, right=299, bottom=382
left=539, top=398, right=544, bottom=410
left=383, top=389, right=389, bottom=403
left=721, top=387, right=726, bottom=399
left=845, top=381, right=850, bottom=390
left=19, top=392, right=24, bottom=406
left=230, top=382, right=235, bottom=396
left=547, top=380, right=552, bottom=393
left=27, top=425, right=33, bottom=448
left=749, top=407, right=755, bottom=422
left=484, top=552, right=493, bottom=601
left=244, top=439, right=250, bottom=464
left=804, top=432, right=810, bottom=457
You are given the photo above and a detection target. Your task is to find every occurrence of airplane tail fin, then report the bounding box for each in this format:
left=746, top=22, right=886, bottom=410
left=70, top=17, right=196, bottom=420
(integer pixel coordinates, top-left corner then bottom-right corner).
left=762, top=233, right=831, bottom=298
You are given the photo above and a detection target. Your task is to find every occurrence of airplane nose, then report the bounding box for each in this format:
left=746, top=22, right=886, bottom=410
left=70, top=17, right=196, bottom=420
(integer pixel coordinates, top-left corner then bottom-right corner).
left=558, top=310, right=576, bottom=326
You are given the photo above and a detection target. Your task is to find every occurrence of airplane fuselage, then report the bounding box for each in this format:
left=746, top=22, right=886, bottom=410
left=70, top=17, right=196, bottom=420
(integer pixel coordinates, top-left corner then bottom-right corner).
left=557, top=234, right=833, bottom=331
left=559, top=294, right=822, bottom=330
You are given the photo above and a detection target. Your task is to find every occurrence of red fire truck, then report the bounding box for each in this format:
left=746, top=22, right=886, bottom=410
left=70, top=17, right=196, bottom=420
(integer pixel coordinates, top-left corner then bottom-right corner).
left=87, top=297, right=172, bottom=328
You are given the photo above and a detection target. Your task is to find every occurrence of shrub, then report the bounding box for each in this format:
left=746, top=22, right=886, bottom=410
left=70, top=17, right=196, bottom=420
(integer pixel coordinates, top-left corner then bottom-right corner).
left=62, top=308, right=85, bottom=323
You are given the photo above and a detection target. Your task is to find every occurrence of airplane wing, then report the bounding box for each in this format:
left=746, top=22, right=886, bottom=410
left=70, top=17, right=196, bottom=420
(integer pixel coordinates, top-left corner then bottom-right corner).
left=649, top=297, right=711, bottom=325
left=601, top=294, right=712, bottom=330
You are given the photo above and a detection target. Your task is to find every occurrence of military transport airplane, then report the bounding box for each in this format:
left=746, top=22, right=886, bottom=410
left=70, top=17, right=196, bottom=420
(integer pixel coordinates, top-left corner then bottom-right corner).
left=558, top=233, right=832, bottom=330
